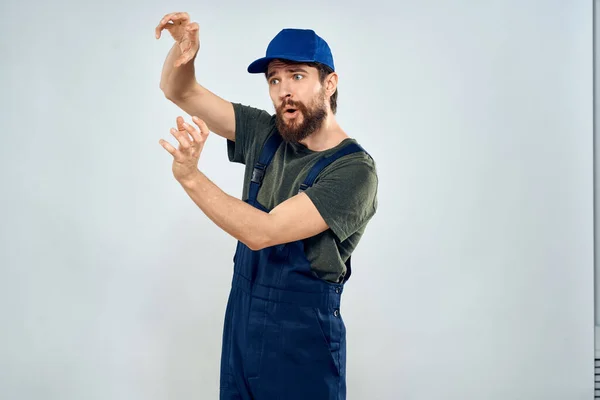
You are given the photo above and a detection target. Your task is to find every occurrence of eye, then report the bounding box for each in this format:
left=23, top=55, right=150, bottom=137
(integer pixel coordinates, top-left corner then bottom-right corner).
left=270, top=78, right=280, bottom=85
left=293, top=74, right=303, bottom=80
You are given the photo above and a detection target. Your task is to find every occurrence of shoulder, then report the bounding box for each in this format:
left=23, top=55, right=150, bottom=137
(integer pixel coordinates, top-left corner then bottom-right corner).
left=318, top=139, right=379, bottom=207
left=320, top=139, right=378, bottom=181
left=302, top=138, right=378, bottom=242
left=227, top=102, right=277, bottom=165
left=310, top=138, right=379, bottom=202
left=232, top=102, right=276, bottom=129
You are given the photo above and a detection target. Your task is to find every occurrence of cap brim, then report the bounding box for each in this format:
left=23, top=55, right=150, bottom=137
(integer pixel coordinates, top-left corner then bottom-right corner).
left=247, top=55, right=315, bottom=74
left=247, top=57, right=273, bottom=74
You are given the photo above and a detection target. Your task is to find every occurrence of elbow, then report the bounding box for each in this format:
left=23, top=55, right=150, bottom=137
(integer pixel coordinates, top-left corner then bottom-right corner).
left=161, top=86, right=175, bottom=101
left=246, top=236, right=270, bottom=252
left=245, top=227, right=277, bottom=251
left=159, top=82, right=179, bottom=101
left=247, top=243, right=261, bottom=251
left=159, top=81, right=168, bottom=95
left=244, top=215, right=279, bottom=251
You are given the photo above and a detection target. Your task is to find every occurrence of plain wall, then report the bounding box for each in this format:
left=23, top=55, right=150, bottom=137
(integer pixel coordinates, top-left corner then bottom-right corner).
left=0, top=0, right=594, bottom=399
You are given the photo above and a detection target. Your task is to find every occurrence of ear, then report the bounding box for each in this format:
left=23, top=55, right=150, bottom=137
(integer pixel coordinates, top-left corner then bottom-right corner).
left=324, top=72, right=338, bottom=96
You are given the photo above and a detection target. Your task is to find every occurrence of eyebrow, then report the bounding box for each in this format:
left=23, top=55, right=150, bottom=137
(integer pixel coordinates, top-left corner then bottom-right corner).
left=267, top=68, right=309, bottom=79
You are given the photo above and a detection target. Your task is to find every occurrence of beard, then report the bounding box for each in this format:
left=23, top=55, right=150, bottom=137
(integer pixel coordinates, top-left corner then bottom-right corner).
left=275, top=89, right=328, bottom=143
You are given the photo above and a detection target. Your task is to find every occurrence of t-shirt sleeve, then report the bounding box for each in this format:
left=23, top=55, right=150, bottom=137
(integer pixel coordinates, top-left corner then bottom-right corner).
left=303, top=154, right=379, bottom=243
left=227, top=102, right=275, bottom=165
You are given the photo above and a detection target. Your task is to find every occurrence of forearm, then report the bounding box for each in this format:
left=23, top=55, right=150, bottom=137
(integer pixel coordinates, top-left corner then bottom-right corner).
left=179, top=170, right=273, bottom=251
left=160, top=43, right=198, bottom=98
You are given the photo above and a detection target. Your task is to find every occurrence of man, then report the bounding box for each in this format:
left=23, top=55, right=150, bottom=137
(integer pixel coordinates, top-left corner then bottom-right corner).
left=155, top=12, right=378, bottom=400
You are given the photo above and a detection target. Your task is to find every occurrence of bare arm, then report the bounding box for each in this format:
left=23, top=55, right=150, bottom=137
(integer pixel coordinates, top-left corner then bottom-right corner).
left=180, top=169, right=328, bottom=251
left=160, top=117, right=329, bottom=251
left=156, top=13, right=236, bottom=142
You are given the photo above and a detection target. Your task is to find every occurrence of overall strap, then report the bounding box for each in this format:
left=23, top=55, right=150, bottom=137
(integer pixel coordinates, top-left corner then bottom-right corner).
left=298, top=142, right=368, bottom=285
left=298, top=142, right=366, bottom=193
left=248, top=133, right=283, bottom=203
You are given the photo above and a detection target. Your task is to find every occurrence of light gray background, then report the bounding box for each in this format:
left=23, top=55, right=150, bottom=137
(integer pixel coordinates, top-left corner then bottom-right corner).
left=0, top=0, right=594, bottom=399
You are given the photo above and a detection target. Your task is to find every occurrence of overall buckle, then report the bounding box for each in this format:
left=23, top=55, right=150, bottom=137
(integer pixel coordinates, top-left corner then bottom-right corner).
left=298, top=183, right=309, bottom=193
left=251, top=163, right=266, bottom=184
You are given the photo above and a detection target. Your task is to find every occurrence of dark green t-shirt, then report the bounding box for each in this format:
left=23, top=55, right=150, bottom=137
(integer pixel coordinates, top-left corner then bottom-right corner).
left=227, top=102, right=379, bottom=283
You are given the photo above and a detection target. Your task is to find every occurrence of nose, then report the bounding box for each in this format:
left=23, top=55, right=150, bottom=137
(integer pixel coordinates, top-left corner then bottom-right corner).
left=277, top=80, right=293, bottom=101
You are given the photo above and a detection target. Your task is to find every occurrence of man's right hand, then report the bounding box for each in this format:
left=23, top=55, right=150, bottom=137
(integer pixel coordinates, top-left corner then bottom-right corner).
left=155, top=12, right=200, bottom=68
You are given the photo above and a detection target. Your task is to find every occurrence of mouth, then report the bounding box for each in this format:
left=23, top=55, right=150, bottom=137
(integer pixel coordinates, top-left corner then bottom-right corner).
left=283, top=108, right=299, bottom=118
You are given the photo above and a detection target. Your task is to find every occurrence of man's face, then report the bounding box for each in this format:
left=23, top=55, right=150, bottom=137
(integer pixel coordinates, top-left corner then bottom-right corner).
left=267, top=60, right=328, bottom=143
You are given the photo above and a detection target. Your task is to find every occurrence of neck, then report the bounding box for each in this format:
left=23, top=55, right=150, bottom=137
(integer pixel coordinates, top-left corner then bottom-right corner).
left=299, top=113, right=349, bottom=152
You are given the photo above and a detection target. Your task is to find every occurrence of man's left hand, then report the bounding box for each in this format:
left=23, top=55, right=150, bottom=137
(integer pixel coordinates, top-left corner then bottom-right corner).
left=159, top=115, right=210, bottom=183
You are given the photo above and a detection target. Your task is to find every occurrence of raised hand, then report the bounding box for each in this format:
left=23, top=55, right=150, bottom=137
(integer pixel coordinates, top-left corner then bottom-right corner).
left=155, top=12, right=200, bottom=67
left=159, top=116, right=210, bottom=183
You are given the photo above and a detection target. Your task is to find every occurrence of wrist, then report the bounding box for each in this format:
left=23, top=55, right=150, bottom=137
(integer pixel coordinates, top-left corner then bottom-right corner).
left=177, top=168, right=202, bottom=188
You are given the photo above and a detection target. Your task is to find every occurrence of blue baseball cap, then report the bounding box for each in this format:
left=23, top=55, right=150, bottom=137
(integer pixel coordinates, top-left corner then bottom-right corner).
left=247, top=28, right=335, bottom=74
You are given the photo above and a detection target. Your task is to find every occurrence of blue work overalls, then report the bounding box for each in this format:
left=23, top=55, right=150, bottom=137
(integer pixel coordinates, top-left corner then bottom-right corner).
left=219, top=132, right=366, bottom=400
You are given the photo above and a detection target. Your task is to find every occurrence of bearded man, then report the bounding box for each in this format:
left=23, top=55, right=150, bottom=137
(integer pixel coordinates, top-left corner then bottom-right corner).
left=156, top=12, right=379, bottom=400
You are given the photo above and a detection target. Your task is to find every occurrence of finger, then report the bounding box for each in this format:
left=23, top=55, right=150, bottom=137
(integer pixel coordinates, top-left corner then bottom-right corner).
left=171, top=128, right=192, bottom=149
left=171, top=127, right=192, bottom=148
left=176, top=116, right=186, bottom=131
left=175, top=39, right=198, bottom=67
left=186, top=22, right=199, bottom=34
left=155, top=12, right=190, bottom=38
left=157, top=12, right=187, bottom=28
left=192, top=116, right=210, bottom=141
left=162, top=12, right=189, bottom=30
left=176, top=117, right=195, bottom=141
left=170, top=12, right=190, bottom=24
left=182, top=120, right=202, bottom=142
left=155, top=13, right=177, bottom=38
left=159, top=139, right=178, bottom=156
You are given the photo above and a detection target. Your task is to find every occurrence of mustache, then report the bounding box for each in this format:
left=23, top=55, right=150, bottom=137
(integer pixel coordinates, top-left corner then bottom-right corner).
left=278, top=99, right=305, bottom=111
